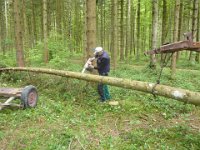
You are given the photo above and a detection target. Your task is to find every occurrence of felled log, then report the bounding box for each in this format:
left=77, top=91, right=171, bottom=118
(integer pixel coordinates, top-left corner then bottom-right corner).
left=0, top=67, right=200, bottom=106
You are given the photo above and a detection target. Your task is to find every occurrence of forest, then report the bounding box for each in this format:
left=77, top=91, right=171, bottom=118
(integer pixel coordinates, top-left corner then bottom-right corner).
left=0, top=0, right=200, bottom=149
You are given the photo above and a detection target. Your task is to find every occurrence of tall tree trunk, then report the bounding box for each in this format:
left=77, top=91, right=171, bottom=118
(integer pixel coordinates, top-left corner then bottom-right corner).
left=119, top=0, right=124, bottom=61
left=111, top=0, right=118, bottom=70
left=103, top=1, right=106, bottom=50
left=40, top=0, right=44, bottom=42
left=0, top=0, right=6, bottom=55
left=83, top=0, right=86, bottom=61
left=86, top=0, right=96, bottom=58
left=62, top=0, right=67, bottom=47
left=56, top=0, right=62, bottom=36
left=168, top=2, right=174, bottom=44
left=171, top=0, right=180, bottom=78
left=176, top=1, right=183, bottom=60
left=136, top=0, right=140, bottom=60
left=195, top=2, right=200, bottom=63
left=73, top=0, right=77, bottom=51
left=141, top=3, right=147, bottom=55
left=161, top=0, right=167, bottom=62
left=22, top=0, right=29, bottom=64
left=74, top=0, right=81, bottom=52
left=183, top=1, right=191, bottom=58
left=5, top=0, right=8, bottom=39
left=27, top=16, right=32, bottom=49
left=77, top=0, right=83, bottom=52
left=100, top=1, right=104, bottom=47
left=31, top=0, right=37, bottom=46
left=125, top=0, right=131, bottom=59
left=130, top=4, right=135, bottom=56
left=14, top=0, right=25, bottom=67
left=0, top=1, right=3, bottom=54
left=68, top=0, right=72, bottom=53
left=150, top=0, right=158, bottom=68
left=96, top=1, right=99, bottom=45
left=43, top=0, right=48, bottom=63
left=9, top=1, right=15, bottom=51
left=189, top=0, right=198, bottom=62
left=4, top=0, right=8, bottom=51
left=107, top=0, right=112, bottom=53
left=47, top=0, right=51, bottom=37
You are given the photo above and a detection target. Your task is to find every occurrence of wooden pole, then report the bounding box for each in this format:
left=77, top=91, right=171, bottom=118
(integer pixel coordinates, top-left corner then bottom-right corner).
left=1, top=67, right=200, bottom=106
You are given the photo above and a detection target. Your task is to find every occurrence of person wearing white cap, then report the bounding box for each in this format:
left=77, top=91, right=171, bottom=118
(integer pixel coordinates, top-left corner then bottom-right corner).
left=88, top=47, right=111, bottom=102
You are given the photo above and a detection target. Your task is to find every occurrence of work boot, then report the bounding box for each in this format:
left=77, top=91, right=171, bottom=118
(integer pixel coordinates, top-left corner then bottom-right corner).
left=99, top=99, right=106, bottom=103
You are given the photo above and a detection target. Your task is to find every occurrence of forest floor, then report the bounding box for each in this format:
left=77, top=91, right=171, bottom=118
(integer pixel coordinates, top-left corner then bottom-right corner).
left=0, top=56, right=200, bottom=149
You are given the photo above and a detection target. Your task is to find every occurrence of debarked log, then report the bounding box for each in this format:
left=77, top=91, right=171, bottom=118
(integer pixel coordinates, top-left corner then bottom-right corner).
left=0, top=67, right=200, bottom=106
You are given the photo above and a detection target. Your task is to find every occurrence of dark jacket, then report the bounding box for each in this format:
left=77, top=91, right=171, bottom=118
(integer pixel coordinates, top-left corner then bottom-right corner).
left=95, top=51, right=110, bottom=75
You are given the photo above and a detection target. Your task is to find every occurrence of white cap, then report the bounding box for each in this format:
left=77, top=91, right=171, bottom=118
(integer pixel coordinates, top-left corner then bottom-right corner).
left=94, top=47, right=103, bottom=55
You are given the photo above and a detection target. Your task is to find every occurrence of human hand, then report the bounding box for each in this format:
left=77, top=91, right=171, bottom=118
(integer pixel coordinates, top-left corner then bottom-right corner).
left=88, top=64, right=94, bottom=69
left=89, top=57, right=96, bottom=61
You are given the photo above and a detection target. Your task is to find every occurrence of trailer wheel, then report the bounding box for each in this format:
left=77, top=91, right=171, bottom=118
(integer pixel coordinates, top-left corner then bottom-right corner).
left=21, top=85, right=38, bottom=108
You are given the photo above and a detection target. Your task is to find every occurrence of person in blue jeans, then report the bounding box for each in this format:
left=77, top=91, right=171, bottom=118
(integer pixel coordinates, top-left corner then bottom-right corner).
left=88, top=47, right=111, bottom=102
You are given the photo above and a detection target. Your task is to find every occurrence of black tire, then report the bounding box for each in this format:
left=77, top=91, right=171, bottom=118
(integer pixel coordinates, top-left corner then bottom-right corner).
left=20, top=85, right=38, bottom=109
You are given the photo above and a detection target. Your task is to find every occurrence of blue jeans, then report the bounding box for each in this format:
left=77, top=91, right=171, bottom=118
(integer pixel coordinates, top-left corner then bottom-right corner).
left=98, top=73, right=111, bottom=101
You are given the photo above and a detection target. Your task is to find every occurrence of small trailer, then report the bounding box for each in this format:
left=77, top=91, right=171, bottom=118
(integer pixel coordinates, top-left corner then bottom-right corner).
left=0, top=85, right=38, bottom=110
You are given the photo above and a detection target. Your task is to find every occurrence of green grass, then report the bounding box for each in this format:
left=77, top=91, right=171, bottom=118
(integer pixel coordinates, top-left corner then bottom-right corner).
left=0, top=55, right=200, bottom=149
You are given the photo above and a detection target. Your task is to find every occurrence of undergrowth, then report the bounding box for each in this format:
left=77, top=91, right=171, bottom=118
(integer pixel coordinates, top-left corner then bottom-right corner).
left=0, top=57, right=200, bottom=149
left=0, top=42, right=200, bottom=149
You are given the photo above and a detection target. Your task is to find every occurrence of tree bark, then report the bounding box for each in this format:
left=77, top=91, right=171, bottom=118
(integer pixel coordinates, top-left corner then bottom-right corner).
left=195, top=0, right=200, bottom=63
left=150, top=0, right=158, bottom=68
left=68, top=0, right=72, bottom=53
left=56, top=0, right=62, bottom=36
left=125, top=0, right=131, bottom=59
left=43, top=0, right=49, bottom=63
left=83, top=0, right=86, bottom=61
left=22, top=0, right=29, bottom=64
left=100, top=1, right=104, bottom=47
left=62, top=0, right=67, bottom=47
left=73, top=0, right=77, bottom=52
left=161, top=0, right=167, bottom=62
left=5, top=0, right=8, bottom=39
left=1, top=67, right=200, bottom=106
left=195, top=2, right=200, bottom=62
left=31, top=0, right=37, bottom=46
left=47, top=0, right=51, bottom=37
left=86, top=0, right=96, bottom=58
left=14, top=0, right=25, bottom=67
left=0, top=0, right=6, bottom=54
left=119, top=0, right=124, bottom=61
left=130, top=4, right=136, bottom=56
left=0, top=1, right=3, bottom=54
left=171, top=0, right=180, bottom=78
left=161, top=0, right=167, bottom=45
left=111, top=0, right=118, bottom=70
left=176, top=1, right=183, bottom=60
left=189, top=0, right=198, bottom=62
left=136, top=0, right=140, bottom=61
